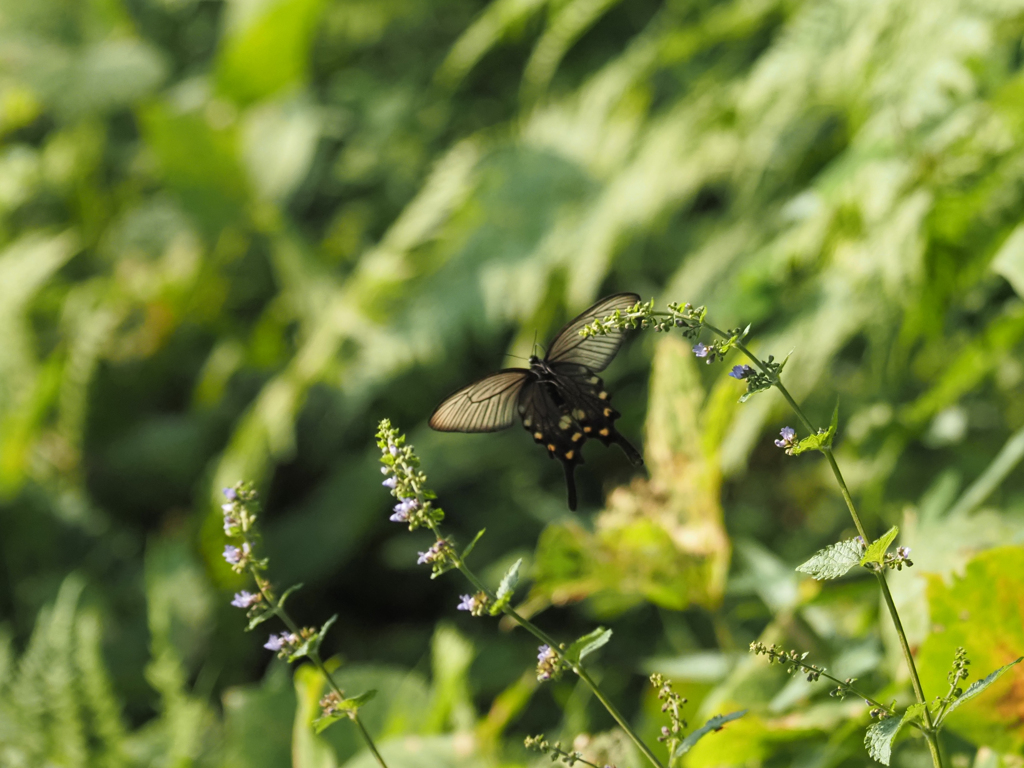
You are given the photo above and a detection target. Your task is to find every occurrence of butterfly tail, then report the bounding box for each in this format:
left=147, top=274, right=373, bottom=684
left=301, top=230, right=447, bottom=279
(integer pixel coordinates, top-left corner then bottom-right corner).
left=562, top=460, right=578, bottom=510
left=614, top=433, right=644, bottom=467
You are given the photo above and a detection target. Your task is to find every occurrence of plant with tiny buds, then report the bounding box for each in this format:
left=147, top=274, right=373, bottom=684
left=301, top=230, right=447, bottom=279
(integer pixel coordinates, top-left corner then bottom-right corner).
left=585, top=299, right=1020, bottom=767
left=374, top=420, right=745, bottom=768
left=220, top=482, right=389, bottom=768
left=524, top=735, right=614, bottom=768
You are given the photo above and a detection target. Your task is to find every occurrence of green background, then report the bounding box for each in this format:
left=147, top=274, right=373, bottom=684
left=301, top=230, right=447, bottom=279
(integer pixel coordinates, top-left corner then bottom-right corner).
left=1, top=0, right=1023, bottom=765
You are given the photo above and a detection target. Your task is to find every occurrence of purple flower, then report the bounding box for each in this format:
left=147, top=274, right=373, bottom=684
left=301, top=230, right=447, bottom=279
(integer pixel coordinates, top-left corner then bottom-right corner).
left=536, top=644, right=560, bottom=681
left=896, top=546, right=911, bottom=558
left=221, top=503, right=235, bottom=513
left=391, top=498, right=417, bottom=522
left=774, top=426, right=797, bottom=450
left=223, top=516, right=239, bottom=535
left=692, top=343, right=709, bottom=358
left=382, top=476, right=397, bottom=489
left=222, top=487, right=238, bottom=501
left=223, top=545, right=243, bottom=565
left=854, top=536, right=866, bottom=549
left=381, top=466, right=389, bottom=474
left=417, top=540, right=447, bottom=565
left=457, top=594, right=477, bottom=612
left=729, top=365, right=753, bottom=380
left=231, top=590, right=259, bottom=609
left=264, top=634, right=286, bottom=652
left=389, top=444, right=398, bottom=456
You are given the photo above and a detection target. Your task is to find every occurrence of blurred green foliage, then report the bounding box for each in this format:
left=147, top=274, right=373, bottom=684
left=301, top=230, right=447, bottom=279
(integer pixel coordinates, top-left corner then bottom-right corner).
left=1, top=0, right=1024, bottom=765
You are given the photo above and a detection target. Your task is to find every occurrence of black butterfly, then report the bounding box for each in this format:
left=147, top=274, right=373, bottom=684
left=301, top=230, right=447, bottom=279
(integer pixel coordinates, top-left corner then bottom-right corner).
left=429, top=293, right=643, bottom=510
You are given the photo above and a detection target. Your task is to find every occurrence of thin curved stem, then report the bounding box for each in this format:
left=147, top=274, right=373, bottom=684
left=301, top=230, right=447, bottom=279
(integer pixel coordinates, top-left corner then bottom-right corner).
left=251, top=570, right=390, bottom=768
left=426, top=523, right=666, bottom=768
left=702, top=324, right=943, bottom=767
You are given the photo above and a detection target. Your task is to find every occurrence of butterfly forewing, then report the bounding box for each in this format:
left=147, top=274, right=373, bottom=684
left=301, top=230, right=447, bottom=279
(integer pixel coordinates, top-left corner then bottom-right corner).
left=545, top=292, right=641, bottom=371
left=429, top=369, right=531, bottom=432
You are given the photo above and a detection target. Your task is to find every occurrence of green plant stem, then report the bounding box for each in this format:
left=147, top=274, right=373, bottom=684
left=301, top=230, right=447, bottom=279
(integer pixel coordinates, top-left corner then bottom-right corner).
left=251, top=569, right=390, bottom=768
left=701, top=324, right=943, bottom=768
left=426, top=523, right=666, bottom=768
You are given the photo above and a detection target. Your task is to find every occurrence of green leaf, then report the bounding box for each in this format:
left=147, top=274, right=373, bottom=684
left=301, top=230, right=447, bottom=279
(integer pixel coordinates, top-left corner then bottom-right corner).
left=790, top=426, right=836, bottom=455
left=861, top=526, right=899, bottom=566
left=496, top=558, right=521, bottom=601
left=278, top=583, right=303, bottom=608
left=674, top=710, right=747, bottom=756
left=246, top=609, right=276, bottom=630
left=565, top=627, right=611, bottom=665
left=863, top=703, right=926, bottom=765
left=796, top=538, right=864, bottom=580
left=938, top=657, right=1022, bottom=725
left=865, top=712, right=910, bottom=765
left=288, top=615, right=336, bottom=662
left=312, top=712, right=344, bottom=735
left=739, top=378, right=772, bottom=403
left=460, top=529, right=486, bottom=561
left=489, top=558, right=521, bottom=614
left=312, top=689, right=378, bottom=734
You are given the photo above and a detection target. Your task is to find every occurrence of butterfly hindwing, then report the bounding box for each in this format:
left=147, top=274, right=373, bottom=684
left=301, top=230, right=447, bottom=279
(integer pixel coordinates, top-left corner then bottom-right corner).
left=551, top=362, right=643, bottom=466
left=429, top=369, right=531, bottom=432
left=517, top=379, right=586, bottom=510
left=545, top=292, right=641, bottom=371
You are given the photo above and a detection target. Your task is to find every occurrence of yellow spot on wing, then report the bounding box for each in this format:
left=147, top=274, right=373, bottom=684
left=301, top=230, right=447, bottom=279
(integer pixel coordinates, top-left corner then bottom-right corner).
left=565, top=450, right=574, bottom=460
left=534, top=432, right=543, bottom=440
left=583, top=426, right=592, bottom=433
left=547, top=443, right=556, bottom=452
left=599, top=428, right=609, bottom=436
left=598, top=391, right=608, bottom=400
left=603, top=408, right=612, bottom=416
left=571, top=432, right=582, bottom=442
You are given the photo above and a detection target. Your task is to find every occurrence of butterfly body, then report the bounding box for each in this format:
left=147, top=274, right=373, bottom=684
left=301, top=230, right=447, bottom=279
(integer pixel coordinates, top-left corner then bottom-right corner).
left=429, top=294, right=643, bottom=510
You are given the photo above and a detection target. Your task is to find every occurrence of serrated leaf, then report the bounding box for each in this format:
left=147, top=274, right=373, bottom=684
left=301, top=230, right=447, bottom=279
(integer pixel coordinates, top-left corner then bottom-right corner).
left=461, top=529, right=485, bottom=560
left=796, top=538, right=864, bottom=580
left=861, top=526, right=899, bottom=566
left=565, top=627, right=611, bottom=664
left=674, top=710, right=747, bottom=756
left=903, top=702, right=928, bottom=725
left=938, top=657, right=1022, bottom=725
left=496, top=558, right=521, bottom=601
left=790, top=425, right=836, bottom=455
left=865, top=712, right=908, bottom=765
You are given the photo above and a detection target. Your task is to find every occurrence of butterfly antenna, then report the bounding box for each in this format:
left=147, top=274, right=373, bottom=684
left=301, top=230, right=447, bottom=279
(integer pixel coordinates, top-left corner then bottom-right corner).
left=532, top=330, right=546, bottom=357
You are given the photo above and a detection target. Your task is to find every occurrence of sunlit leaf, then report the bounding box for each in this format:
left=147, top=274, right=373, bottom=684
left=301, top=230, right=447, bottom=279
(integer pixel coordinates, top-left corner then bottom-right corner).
left=796, top=538, right=864, bottom=580
left=861, top=526, right=899, bottom=566
left=675, top=710, right=747, bottom=756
